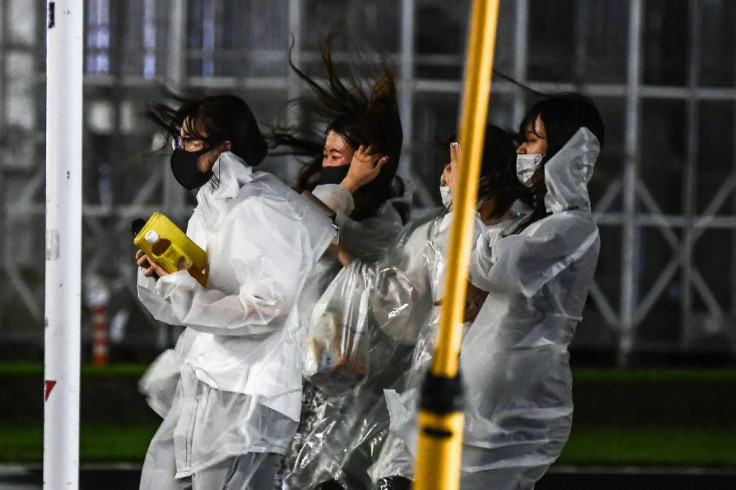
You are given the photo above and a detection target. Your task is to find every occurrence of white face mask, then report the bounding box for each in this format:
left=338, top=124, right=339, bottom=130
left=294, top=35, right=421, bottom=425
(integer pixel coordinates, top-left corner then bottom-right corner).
left=439, top=185, right=484, bottom=212
left=516, top=153, right=544, bottom=188
left=439, top=185, right=452, bottom=210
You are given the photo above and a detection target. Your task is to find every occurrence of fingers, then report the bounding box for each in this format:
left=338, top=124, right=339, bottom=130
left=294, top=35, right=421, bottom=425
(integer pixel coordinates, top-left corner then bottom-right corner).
left=136, top=250, right=149, bottom=268
left=356, top=144, right=375, bottom=156
left=355, top=145, right=385, bottom=164
left=450, top=141, right=461, bottom=168
left=136, top=251, right=161, bottom=278
left=365, top=154, right=388, bottom=169
left=355, top=145, right=388, bottom=166
left=342, top=145, right=389, bottom=193
left=352, top=151, right=388, bottom=170
left=177, top=256, right=191, bottom=271
left=440, top=163, right=451, bottom=186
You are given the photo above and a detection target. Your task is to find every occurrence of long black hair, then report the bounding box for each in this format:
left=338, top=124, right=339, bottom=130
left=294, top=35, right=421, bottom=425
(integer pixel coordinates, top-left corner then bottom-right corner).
left=494, top=72, right=605, bottom=227
left=493, top=71, right=605, bottom=155
left=270, top=33, right=403, bottom=221
left=441, top=124, right=522, bottom=221
left=149, top=93, right=267, bottom=167
left=518, top=93, right=605, bottom=160
left=479, top=125, right=524, bottom=220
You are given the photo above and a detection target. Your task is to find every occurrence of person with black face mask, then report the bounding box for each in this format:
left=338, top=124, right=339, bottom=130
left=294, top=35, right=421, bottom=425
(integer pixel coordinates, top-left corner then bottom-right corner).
left=268, top=33, right=411, bottom=490
left=135, top=94, right=336, bottom=490
left=169, top=134, right=216, bottom=190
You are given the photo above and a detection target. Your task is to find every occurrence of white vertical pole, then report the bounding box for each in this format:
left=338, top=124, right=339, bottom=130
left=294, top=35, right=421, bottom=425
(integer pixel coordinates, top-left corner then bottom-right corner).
left=160, top=0, right=188, bottom=349
left=286, top=0, right=302, bottom=113
left=619, top=0, right=642, bottom=367
left=512, top=0, right=529, bottom=126
left=399, top=0, right=415, bottom=180
left=44, top=1, right=83, bottom=488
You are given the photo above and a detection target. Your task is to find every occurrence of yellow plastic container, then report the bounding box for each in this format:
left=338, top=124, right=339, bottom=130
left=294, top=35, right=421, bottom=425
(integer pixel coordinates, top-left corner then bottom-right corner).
left=133, top=212, right=208, bottom=286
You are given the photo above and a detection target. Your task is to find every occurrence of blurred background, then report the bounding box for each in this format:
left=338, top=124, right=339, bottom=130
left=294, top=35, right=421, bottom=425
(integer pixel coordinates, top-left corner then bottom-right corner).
left=1, top=0, right=736, bottom=485
left=3, top=0, right=732, bottom=367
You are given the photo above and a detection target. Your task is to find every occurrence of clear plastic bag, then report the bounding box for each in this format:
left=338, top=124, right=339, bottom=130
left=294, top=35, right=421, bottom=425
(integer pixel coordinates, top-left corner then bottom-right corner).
left=286, top=212, right=447, bottom=489
left=303, top=261, right=377, bottom=396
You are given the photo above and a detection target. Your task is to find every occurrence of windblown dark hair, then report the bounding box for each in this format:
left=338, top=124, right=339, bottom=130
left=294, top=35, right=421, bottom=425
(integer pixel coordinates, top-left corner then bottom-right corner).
left=479, top=125, right=524, bottom=220
left=149, top=93, right=267, bottom=167
left=441, top=124, right=522, bottom=220
left=519, top=93, right=605, bottom=159
left=270, top=33, right=403, bottom=221
left=493, top=71, right=605, bottom=227
left=493, top=71, right=604, bottom=156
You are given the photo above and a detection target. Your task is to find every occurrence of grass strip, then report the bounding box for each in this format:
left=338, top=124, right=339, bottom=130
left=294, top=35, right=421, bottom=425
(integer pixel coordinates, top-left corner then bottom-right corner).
left=0, top=363, right=148, bottom=377
left=2, top=363, right=735, bottom=381
left=0, top=424, right=158, bottom=463
left=572, top=367, right=736, bottom=383
left=2, top=423, right=736, bottom=467
left=557, top=424, right=736, bottom=467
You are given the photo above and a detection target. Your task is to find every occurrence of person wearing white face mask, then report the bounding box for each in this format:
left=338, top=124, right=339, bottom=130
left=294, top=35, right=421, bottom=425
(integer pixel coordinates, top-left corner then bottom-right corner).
left=371, top=93, right=604, bottom=490
left=359, top=125, right=528, bottom=490
left=134, top=94, right=336, bottom=490
left=516, top=153, right=544, bottom=188
left=457, top=93, right=605, bottom=489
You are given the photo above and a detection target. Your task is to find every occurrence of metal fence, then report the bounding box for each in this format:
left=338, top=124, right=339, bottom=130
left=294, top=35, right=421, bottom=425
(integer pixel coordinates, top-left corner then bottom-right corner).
left=1, top=0, right=734, bottom=365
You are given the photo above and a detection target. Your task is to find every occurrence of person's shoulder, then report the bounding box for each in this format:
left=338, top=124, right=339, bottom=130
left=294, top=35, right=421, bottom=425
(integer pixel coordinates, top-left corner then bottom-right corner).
left=521, top=210, right=598, bottom=247
left=235, top=171, right=300, bottom=206
left=229, top=174, right=292, bottom=215
left=235, top=172, right=330, bottom=231
left=239, top=171, right=291, bottom=196
left=533, top=208, right=595, bottom=230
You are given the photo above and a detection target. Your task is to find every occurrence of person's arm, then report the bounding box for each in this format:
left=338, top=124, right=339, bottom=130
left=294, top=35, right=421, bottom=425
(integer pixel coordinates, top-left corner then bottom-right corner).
left=315, top=144, right=398, bottom=259
left=136, top=254, right=182, bottom=326
left=339, top=144, right=389, bottom=193
left=149, top=199, right=314, bottom=336
left=312, top=144, right=389, bottom=215
left=469, top=213, right=599, bottom=297
left=329, top=240, right=356, bottom=268
left=371, top=220, right=436, bottom=344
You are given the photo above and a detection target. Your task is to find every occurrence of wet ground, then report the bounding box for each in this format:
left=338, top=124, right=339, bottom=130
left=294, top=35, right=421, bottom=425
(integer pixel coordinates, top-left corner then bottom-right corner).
left=2, top=464, right=736, bottom=489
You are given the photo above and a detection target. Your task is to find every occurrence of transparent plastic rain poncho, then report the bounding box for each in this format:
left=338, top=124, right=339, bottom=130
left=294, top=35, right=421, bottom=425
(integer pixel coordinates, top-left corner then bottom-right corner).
left=139, top=177, right=413, bottom=422
left=135, top=152, right=336, bottom=481
left=282, top=209, right=451, bottom=489
left=296, top=179, right=414, bottom=355
left=275, top=179, right=414, bottom=488
left=368, top=204, right=527, bottom=485
left=374, top=128, right=601, bottom=490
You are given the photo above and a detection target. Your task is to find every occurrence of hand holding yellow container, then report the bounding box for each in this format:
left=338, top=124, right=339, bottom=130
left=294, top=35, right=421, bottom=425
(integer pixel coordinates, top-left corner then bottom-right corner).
left=132, top=212, right=208, bottom=287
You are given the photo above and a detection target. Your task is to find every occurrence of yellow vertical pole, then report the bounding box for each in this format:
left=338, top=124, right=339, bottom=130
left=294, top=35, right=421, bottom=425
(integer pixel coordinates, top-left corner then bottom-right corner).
left=412, top=1, right=500, bottom=489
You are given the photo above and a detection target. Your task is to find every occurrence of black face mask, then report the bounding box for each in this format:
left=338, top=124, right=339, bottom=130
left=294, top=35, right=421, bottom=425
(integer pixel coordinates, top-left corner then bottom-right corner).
left=170, top=148, right=214, bottom=190
left=318, top=165, right=351, bottom=186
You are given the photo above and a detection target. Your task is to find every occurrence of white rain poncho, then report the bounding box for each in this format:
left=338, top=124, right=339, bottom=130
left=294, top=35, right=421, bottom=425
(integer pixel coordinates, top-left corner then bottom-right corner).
left=287, top=199, right=530, bottom=489
left=296, top=179, right=414, bottom=332
left=459, top=128, right=600, bottom=489
left=277, top=178, right=413, bottom=488
left=283, top=209, right=448, bottom=489
left=368, top=203, right=528, bottom=484
left=293, top=180, right=414, bottom=388
left=136, top=151, right=335, bottom=481
left=373, top=128, right=600, bottom=489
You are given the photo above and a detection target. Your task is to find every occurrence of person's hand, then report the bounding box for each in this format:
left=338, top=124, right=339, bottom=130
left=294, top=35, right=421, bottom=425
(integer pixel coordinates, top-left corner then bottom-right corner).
left=464, top=280, right=489, bottom=323
left=327, top=240, right=356, bottom=268
left=448, top=142, right=461, bottom=201
left=340, top=145, right=389, bottom=193
left=136, top=250, right=169, bottom=279
left=433, top=279, right=489, bottom=323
